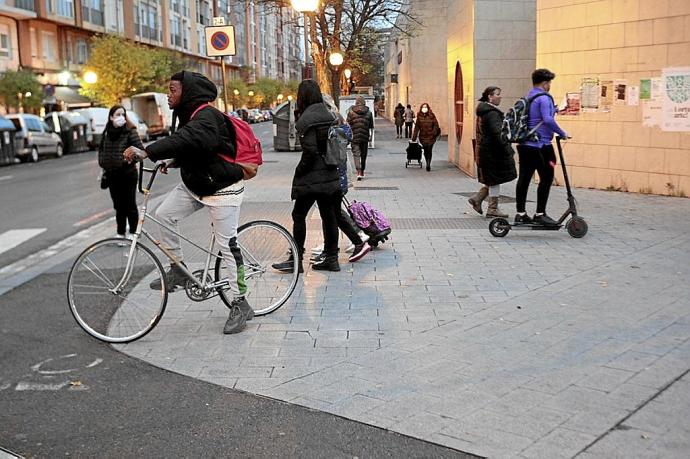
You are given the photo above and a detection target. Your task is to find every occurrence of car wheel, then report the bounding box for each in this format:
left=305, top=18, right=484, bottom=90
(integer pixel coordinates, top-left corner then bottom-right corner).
left=30, top=146, right=39, bottom=163
left=55, top=144, right=64, bottom=158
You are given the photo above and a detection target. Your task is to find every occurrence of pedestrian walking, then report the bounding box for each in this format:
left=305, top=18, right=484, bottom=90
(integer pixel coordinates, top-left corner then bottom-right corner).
left=515, top=68, right=567, bottom=226
left=123, top=70, right=252, bottom=335
left=272, top=79, right=342, bottom=273
left=468, top=86, right=516, bottom=217
left=347, top=95, right=374, bottom=180
left=404, top=104, right=415, bottom=138
left=393, top=103, right=405, bottom=138
left=98, top=105, right=144, bottom=239
left=411, top=102, right=441, bottom=171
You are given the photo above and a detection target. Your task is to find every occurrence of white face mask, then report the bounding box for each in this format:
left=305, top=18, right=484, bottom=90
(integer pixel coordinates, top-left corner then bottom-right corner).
left=112, top=115, right=126, bottom=128
left=421, top=107, right=428, bottom=114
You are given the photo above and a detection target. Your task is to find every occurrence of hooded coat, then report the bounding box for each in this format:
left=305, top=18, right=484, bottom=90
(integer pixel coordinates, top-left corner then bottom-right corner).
left=291, top=102, right=340, bottom=200
left=412, top=104, right=440, bottom=145
left=475, top=101, right=517, bottom=186
left=98, top=125, right=143, bottom=173
left=145, top=71, right=243, bottom=196
left=346, top=103, right=373, bottom=144
left=393, top=104, right=405, bottom=126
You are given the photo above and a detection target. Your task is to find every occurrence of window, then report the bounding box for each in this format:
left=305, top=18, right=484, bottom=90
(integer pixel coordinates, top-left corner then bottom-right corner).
left=76, top=39, right=88, bottom=64
left=134, top=1, right=161, bottom=41
left=83, top=0, right=105, bottom=26
left=57, top=0, right=74, bottom=18
left=0, top=25, right=11, bottom=59
left=27, top=118, right=42, bottom=132
left=170, top=16, right=181, bottom=46
left=42, top=32, right=56, bottom=62
left=30, top=28, right=37, bottom=58
left=16, top=0, right=36, bottom=11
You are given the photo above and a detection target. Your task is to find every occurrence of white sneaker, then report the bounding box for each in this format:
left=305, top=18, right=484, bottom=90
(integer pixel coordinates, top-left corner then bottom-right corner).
left=346, top=233, right=369, bottom=253
left=356, top=175, right=363, bottom=181
left=311, top=244, right=324, bottom=255
left=345, top=243, right=356, bottom=253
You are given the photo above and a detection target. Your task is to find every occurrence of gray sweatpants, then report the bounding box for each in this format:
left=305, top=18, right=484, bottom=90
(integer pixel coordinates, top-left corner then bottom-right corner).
left=154, top=183, right=244, bottom=297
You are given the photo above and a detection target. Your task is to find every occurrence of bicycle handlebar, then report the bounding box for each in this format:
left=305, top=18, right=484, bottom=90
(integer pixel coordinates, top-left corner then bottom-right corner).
left=137, top=160, right=164, bottom=194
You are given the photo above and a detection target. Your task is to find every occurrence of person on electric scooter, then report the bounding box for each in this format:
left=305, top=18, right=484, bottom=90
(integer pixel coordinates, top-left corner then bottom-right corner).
left=515, top=68, right=567, bottom=226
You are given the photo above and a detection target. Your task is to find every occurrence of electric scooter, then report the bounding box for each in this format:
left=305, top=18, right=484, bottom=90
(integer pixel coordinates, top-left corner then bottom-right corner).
left=488, top=136, right=588, bottom=239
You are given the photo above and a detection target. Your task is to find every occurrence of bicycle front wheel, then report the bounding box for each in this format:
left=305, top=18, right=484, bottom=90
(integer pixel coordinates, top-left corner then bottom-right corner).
left=67, top=238, right=168, bottom=343
left=216, top=220, right=299, bottom=316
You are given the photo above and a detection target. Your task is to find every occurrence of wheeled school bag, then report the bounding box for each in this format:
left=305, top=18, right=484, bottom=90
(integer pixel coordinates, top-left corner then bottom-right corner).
left=405, top=141, right=423, bottom=168
left=343, top=197, right=391, bottom=247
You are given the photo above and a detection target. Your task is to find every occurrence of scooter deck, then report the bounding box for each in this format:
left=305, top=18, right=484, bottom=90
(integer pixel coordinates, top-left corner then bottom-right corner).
left=510, top=222, right=562, bottom=230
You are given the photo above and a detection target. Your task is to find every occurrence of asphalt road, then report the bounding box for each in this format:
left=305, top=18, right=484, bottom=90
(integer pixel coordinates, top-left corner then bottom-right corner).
left=1, top=121, right=471, bottom=457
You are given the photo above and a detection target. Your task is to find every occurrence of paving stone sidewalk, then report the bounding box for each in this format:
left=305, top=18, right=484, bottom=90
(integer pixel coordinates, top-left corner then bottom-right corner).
left=116, top=120, right=690, bottom=458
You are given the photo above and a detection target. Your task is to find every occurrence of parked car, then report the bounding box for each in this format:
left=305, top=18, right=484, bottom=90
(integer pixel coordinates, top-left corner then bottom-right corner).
left=6, top=113, right=63, bottom=162
left=44, top=111, right=89, bottom=154
left=74, top=107, right=109, bottom=149
left=130, top=92, right=173, bottom=138
left=126, top=110, right=149, bottom=142
left=261, top=110, right=273, bottom=121
left=249, top=109, right=264, bottom=123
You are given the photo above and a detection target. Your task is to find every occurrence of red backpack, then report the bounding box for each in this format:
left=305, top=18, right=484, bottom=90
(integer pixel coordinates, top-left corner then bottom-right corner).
left=191, top=103, right=263, bottom=179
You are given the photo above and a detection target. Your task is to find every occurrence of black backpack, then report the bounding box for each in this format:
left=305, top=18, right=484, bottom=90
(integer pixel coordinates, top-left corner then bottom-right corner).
left=502, top=92, right=553, bottom=143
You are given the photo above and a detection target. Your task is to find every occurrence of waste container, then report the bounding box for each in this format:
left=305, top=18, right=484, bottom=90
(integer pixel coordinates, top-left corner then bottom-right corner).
left=0, top=116, right=17, bottom=165
left=45, top=111, right=89, bottom=154
left=272, top=100, right=301, bottom=152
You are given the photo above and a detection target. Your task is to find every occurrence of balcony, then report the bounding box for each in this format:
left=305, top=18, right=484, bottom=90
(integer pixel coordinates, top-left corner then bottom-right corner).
left=14, top=0, right=36, bottom=11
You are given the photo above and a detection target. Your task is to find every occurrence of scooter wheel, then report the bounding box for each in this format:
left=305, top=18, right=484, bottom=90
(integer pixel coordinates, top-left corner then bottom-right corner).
left=566, top=217, right=588, bottom=238
left=489, top=218, right=510, bottom=237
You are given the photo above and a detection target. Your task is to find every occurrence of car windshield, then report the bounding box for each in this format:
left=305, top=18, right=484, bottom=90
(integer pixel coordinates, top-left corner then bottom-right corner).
left=9, top=118, right=20, bottom=130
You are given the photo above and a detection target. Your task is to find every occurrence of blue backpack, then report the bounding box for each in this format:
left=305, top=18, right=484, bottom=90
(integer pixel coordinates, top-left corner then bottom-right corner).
left=501, top=92, right=553, bottom=143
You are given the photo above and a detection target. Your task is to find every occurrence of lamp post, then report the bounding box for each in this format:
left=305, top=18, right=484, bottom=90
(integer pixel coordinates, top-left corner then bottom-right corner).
left=329, top=51, right=344, bottom=105
left=343, top=68, right=351, bottom=95
left=291, top=0, right=319, bottom=80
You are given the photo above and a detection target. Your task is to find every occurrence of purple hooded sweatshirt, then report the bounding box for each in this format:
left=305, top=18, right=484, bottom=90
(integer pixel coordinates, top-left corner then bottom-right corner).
left=523, top=88, right=566, bottom=148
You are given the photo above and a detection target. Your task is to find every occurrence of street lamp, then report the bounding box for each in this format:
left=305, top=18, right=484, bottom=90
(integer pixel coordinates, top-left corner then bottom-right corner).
left=287, top=95, right=293, bottom=101
left=329, top=51, right=343, bottom=68
left=343, top=68, right=352, bottom=95
left=83, top=70, right=98, bottom=84
left=277, top=94, right=284, bottom=104
left=291, top=0, right=318, bottom=10
left=291, top=0, right=319, bottom=80
left=233, top=88, right=240, bottom=96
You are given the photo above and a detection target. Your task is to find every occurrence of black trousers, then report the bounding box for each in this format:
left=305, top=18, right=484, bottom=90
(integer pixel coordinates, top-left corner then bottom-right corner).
left=395, top=123, right=403, bottom=136
left=515, top=144, right=557, bottom=214
left=404, top=122, right=413, bottom=138
left=336, top=194, right=363, bottom=245
left=292, top=193, right=340, bottom=257
left=107, top=167, right=139, bottom=235
left=421, top=143, right=434, bottom=164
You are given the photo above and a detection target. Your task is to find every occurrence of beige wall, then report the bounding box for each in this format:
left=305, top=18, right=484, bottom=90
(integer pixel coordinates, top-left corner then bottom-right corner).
left=0, top=16, right=20, bottom=73
left=538, top=0, right=690, bottom=196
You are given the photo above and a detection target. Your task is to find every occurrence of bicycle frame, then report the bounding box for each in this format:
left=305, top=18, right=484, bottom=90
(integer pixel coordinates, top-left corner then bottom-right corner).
left=113, top=162, right=226, bottom=294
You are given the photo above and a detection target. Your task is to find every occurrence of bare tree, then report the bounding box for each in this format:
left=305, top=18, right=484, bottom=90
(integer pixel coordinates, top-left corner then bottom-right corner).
left=259, top=0, right=420, bottom=103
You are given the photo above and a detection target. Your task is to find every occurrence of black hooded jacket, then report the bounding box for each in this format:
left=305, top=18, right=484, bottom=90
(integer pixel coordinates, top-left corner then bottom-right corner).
left=475, top=101, right=516, bottom=186
left=346, top=104, right=373, bottom=144
left=291, top=102, right=340, bottom=200
left=145, top=71, right=243, bottom=196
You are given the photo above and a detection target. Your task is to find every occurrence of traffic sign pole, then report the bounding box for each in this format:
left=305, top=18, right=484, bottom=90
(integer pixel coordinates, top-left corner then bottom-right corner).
left=221, top=58, right=229, bottom=112
left=205, top=22, right=236, bottom=113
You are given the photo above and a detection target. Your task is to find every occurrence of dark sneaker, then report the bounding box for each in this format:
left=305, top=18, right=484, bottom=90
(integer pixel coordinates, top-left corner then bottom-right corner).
left=514, top=213, right=533, bottom=225
left=234, top=296, right=254, bottom=321
left=348, top=242, right=371, bottom=263
left=310, top=252, right=326, bottom=263
left=223, top=302, right=247, bottom=334
left=533, top=214, right=559, bottom=226
left=312, top=255, right=340, bottom=272
left=149, top=263, right=188, bottom=292
left=272, top=258, right=303, bottom=273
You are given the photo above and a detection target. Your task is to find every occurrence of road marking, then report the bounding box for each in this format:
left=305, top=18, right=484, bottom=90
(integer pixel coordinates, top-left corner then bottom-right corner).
left=0, top=175, right=12, bottom=181
left=15, top=381, right=70, bottom=391
left=0, top=229, right=46, bottom=256
left=74, top=209, right=112, bottom=227
left=31, top=354, right=103, bottom=375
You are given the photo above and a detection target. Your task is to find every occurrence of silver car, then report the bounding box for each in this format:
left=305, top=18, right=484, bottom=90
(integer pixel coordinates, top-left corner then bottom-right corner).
left=6, top=114, right=63, bottom=162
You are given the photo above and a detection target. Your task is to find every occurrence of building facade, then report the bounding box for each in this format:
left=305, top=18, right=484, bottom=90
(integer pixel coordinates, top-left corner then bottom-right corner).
left=0, top=0, right=303, bottom=111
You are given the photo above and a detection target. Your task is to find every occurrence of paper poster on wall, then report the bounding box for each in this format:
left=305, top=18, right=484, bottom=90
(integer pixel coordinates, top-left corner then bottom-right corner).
left=614, top=80, right=627, bottom=105
left=627, top=86, right=639, bottom=106
left=643, top=101, right=663, bottom=127
left=600, top=80, right=613, bottom=112
left=651, top=77, right=663, bottom=100
left=661, top=67, right=690, bottom=132
left=640, top=79, right=652, bottom=100
left=580, top=77, right=600, bottom=112
left=561, top=93, right=581, bottom=115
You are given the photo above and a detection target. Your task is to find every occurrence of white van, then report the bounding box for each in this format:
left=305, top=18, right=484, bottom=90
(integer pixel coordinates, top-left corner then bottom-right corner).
left=74, top=107, right=110, bottom=149
left=130, top=92, right=173, bottom=138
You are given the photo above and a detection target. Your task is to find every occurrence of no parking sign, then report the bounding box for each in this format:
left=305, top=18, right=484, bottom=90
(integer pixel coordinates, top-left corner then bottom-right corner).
left=204, top=25, right=236, bottom=57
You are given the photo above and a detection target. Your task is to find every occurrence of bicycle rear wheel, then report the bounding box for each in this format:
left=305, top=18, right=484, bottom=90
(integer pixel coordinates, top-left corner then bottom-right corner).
left=67, top=238, right=168, bottom=343
left=216, top=220, right=299, bottom=316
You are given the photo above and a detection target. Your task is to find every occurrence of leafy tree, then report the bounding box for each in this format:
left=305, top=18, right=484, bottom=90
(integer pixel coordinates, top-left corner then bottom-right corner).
left=251, top=78, right=283, bottom=108
left=79, top=35, right=155, bottom=106
left=141, top=49, right=190, bottom=93
left=0, top=70, right=43, bottom=112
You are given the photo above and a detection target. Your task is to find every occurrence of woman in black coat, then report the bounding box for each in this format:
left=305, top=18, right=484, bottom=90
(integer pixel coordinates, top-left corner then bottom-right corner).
left=98, top=105, right=144, bottom=238
left=468, top=86, right=516, bottom=217
left=272, top=80, right=341, bottom=273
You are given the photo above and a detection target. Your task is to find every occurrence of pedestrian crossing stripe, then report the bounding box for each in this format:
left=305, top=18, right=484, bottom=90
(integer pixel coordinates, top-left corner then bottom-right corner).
left=0, top=229, right=47, bottom=256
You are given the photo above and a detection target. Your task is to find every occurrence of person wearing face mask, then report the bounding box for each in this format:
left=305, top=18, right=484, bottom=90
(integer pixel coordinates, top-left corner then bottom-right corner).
left=98, top=105, right=144, bottom=239
left=411, top=102, right=441, bottom=171
left=468, top=86, right=516, bottom=217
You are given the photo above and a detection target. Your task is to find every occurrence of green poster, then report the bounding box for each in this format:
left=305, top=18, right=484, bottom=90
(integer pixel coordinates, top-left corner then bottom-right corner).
left=640, top=79, right=651, bottom=100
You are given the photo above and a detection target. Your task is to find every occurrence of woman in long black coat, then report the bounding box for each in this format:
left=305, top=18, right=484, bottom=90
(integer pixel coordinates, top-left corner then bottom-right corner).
left=468, top=86, right=516, bottom=217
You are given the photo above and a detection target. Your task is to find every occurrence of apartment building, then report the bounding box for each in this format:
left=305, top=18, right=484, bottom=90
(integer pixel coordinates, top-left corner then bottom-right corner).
left=0, top=0, right=303, bottom=111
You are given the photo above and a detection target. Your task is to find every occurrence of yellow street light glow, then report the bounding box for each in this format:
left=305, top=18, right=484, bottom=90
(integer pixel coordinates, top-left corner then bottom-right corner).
left=329, top=51, right=343, bottom=67
left=83, top=71, right=98, bottom=84
left=344, top=68, right=352, bottom=79
left=248, top=90, right=255, bottom=97
left=233, top=89, right=240, bottom=95
left=291, top=0, right=319, bottom=12
left=287, top=95, right=293, bottom=101
left=277, top=94, right=284, bottom=100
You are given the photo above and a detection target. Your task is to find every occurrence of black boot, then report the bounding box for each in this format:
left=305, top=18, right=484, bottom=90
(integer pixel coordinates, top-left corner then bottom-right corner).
left=312, top=254, right=340, bottom=272
left=272, top=249, right=304, bottom=273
